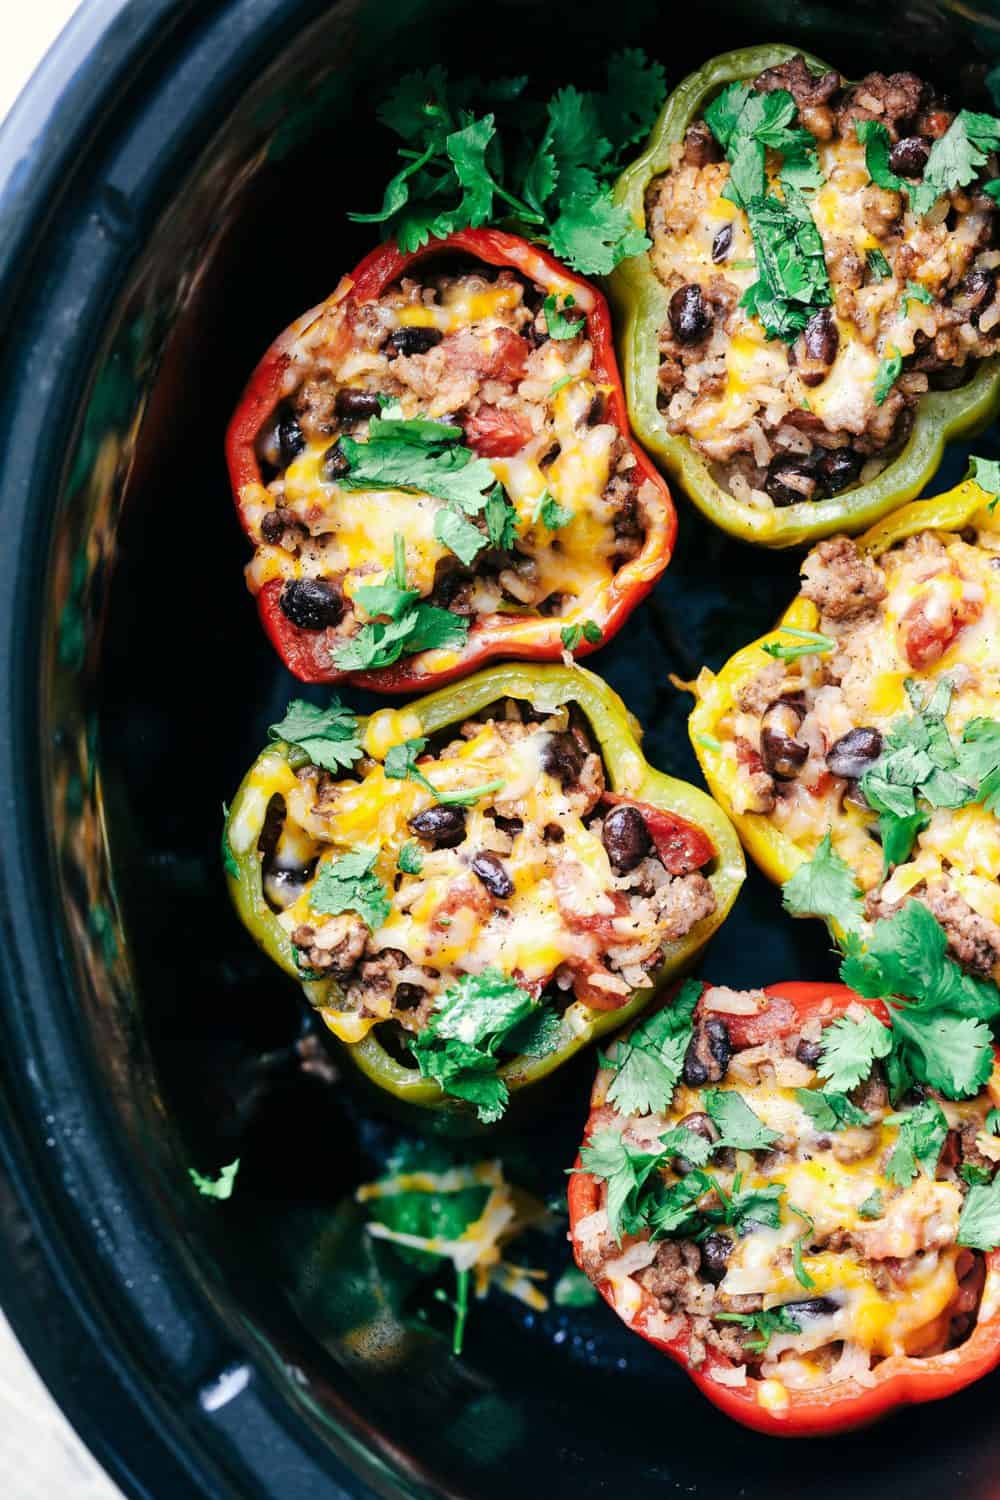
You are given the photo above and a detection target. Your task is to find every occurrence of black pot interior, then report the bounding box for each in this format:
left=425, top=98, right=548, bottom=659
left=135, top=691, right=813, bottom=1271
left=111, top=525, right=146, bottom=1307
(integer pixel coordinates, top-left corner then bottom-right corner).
left=36, top=0, right=1000, bottom=1494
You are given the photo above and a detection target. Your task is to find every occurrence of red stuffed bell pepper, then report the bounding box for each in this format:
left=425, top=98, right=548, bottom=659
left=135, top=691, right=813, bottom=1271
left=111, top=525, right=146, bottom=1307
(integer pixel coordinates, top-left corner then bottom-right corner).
left=226, top=228, right=676, bottom=690
left=568, top=980, right=1000, bottom=1436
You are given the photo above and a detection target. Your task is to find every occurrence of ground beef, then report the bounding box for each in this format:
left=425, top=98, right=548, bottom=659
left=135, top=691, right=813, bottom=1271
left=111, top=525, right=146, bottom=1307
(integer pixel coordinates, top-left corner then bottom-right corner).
left=655, top=872, right=717, bottom=941
left=736, top=661, right=790, bottom=716
left=754, top=54, right=841, bottom=109
left=683, top=120, right=722, bottom=167
left=800, top=537, right=888, bottom=621
left=921, top=885, right=1000, bottom=979
left=835, top=70, right=926, bottom=142
left=290, top=913, right=367, bottom=975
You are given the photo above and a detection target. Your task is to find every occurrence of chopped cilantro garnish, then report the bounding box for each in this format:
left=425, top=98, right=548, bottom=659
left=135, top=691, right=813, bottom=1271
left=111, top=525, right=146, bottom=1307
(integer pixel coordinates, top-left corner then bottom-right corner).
left=549, top=373, right=577, bottom=397
left=866, top=248, right=892, bottom=282
left=789, top=1205, right=816, bottom=1289
left=716, top=1305, right=801, bottom=1353
left=703, top=1088, right=780, bottom=1151
left=561, top=619, right=602, bottom=651
left=338, top=422, right=497, bottom=513
left=190, top=1159, right=240, bottom=1200
left=873, top=347, right=903, bottom=406
left=435, top=778, right=506, bottom=807
left=859, top=111, right=1000, bottom=219
left=962, top=1164, right=993, bottom=1187
left=409, top=968, right=549, bottom=1122
left=333, top=604, right=468, bottom=672
left=857, top=1188, right=884, bottom=1220
left=397, top=841, right=424, bottom=875
left=268, top=696, right=362, bottom=771
left=310, top=848, right=391, bottom=931
left=350, top=54, right=664, bottom=274
left=485, top=485, right=519, bottom=548
left=816, top=1008, right=892, bottom=1094
left=543, top=293, right=585, bottom=340
left=968, top=454, right=1000, bottom=511
left=600, top=978, right=700, bottom=1116
left=533, top=490, right=573, bottom=531
left=761, top=626, right=835, bottom=661
left=575, top=1129, right=666, bottom=1242
left=794, top=1086, right=873, bottom=1132
left=782, top=834, right=865, bottom=938
left=433, top=506, right=485, bottom=566
left=695, top=733, right=722, bottom=752
left=987, top=1108, right=1000, bottom=1136
left=958, top=1174, right=1000, bottom=1251
left=901, top=279, right=933, bottom=316
left=885, top=1100, right=949, bottom=1186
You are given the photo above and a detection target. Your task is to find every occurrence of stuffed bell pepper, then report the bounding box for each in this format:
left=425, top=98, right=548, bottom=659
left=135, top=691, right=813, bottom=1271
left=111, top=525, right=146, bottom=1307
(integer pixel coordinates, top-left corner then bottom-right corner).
left=569, top=979, right=1000, bottom=1435
left=611, top=44, right=1000, bottom=547
left=223, top=664, right=744, bottom=1124
left=689, top=474, right=1000, bottom=991
left=226, top=229, right=676, bottom=689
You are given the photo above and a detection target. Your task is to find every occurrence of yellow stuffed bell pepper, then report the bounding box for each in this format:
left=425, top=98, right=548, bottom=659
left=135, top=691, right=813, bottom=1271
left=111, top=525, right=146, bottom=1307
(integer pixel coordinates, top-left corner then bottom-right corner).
left=688, top=477, right=1000, bottom=967
left=226, top=663, right=744, bottom=1127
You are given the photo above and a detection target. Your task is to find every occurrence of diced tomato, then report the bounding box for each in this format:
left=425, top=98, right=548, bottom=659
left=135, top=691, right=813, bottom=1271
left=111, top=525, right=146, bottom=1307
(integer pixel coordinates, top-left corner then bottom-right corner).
left=443, top=325, right=530, bottom=383
left=899, top=588, right=983, bottom=669
left=562, top=955, right=632, bottom=1010
left=463, top=403, right=534, bottom=457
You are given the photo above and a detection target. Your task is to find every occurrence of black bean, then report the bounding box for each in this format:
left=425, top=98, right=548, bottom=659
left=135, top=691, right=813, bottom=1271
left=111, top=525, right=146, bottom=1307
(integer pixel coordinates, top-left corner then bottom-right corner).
left=335, top=388, right=381, bottom=421
left=261, top=509, right=285, bottom=544
left=276, top=412, right=306, bottom=469
left=541, top=731, right=585, bottom=787
left=700, top=1232, right=732, bottom=1285
left=888, top=135, right=930, bottom=178
left=711, top=222, right=734, bottom=263
left=387, top=326, right=443, bottom=357
left=539, top=442, right=561, bottom=469
left=683, top=1018, right=731, bottom=1087
left=803, top=307, right=839, bottom=367
left=764, top=454, right=821, bottom=507
left=826, top=726, right=883, bottom=779
left=322, top=441, right=350, bottom=481
left=760, top=699, right=808, bottom=781
left=955, top=267, right=995, bottom=325
left=668, top=284, right=713, bottom=344
left=818, top=448, right=863, bottom=495
left=471, top=851, right=514, bottom=899
left=279, top=578, right=344, bottom=631
left=602, top=805, right=652, bottom=873
left=408, top=804, right=467, bottom=849
left=781, top=1296, right=840, bottom=1320
left=795, top=1037, right=824, bottom=1067
left=394, top=983, right=427, bottom=1011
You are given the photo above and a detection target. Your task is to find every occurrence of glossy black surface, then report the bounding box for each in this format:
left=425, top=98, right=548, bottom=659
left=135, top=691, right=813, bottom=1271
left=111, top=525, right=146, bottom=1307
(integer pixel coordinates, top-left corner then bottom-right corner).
left=1, top=1, right=999, bottom=1496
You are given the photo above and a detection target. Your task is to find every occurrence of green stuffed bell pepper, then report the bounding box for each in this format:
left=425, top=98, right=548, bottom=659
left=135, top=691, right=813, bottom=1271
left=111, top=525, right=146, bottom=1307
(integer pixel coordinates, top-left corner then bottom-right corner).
left=610, top=44, right=1000, bottom=548
left=224, top=663, right=743, bottom=1126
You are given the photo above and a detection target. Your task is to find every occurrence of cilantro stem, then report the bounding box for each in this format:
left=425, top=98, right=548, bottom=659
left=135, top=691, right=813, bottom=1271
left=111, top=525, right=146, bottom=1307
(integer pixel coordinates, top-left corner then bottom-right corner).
left=453, top=1265, right=470, bottom=1355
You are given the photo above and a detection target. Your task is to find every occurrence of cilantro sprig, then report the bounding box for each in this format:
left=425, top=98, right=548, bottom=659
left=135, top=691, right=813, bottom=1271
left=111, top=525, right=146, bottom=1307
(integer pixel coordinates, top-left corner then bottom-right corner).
left=350, top=53, right=665, bottom=274
left=761, top=626, right=835, bottom=661
left=189, top=1159, right=240, bottom=1200
left=335, top=529, right=469, bottom=672
left=716, top=1305, right=802, bottom=1353
left=384, top=734, right=505, bottom=807
left=781, top=839, right=1000, bottom=1099
left=268, top=695, right=363, bottom=771
left=409, top=968, right=558, bottom=1122
left=599, top=978, right=700, bottom=1116
left=967, top=454, right=1000, bottom=512
left=704, top=82, right=831, bottom=343
left=858, top=111, right=1000, bottom=218
left=311, top=848, right=391, bottom=931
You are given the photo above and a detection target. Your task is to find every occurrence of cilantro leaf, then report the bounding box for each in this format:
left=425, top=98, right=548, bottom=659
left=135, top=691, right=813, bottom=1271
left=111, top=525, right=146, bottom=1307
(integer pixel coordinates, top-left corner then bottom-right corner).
left=740, top=190, right=832, bottom=343
left=794, top=1087, right=873, bottom=1132
left=434, top=507, right=485, bottom=565
left=873, top=347, right=903, bottom=406
left=867, top=248, right=892, bottom=282
left=352, top=576, right=421, bottom=622
left=543, top=293, right=584, bottom=340
left=576, top=1129, right=665, bottom=1242
left=716, top=1306, right=801, bottom=1353
left=885, top=1100, right=949, bottom=1186
left=409, top=968, right=544, bottom=1122
left=703, top=1088, right=780, bottom=1151
left=561, top=619, right=602, bottom=651
left=645, top=1170, right=713, bottom=1238
left=600, top=49, right=667, bottom=152
left=398, top=841, right=424, bottom=875
left=333, top=604, right=468, bottom=672
left=338, top=430, right=496, bottom=512
left=485, top=486, right=518, bottom=548
left=958, top=1175, right=1000, bottom=1251
left=723, top=1176, right=786, bottom=1234
left=858, top=1188, right=884, bottom=1220
left=434, top=778, right=505, bottom=808
left=548, top=189, right=650, bottom=275
left=892, top=1009, right=995, bottom=1099
left=817, top=1008, right=892, bottom=1093
left=987, top=1108, right=1000, bottom=1135
left=403, top=604, right=470, bottom=655
left=704, top=82, right=753, bottom=151
left=268, top=696, right=363, bottom=771
left=962, top=1164, right=993, bottom=1187
left=310, top=848, right=391, bottom=930
left=600, top=978, right=700, bottom=1116
left=384, top=737, right=436, bottom=793
left=189, top=1159, right=240, bottom=1200
left=534, top=490, right=573, bottom=531
left=789, top=1205, right=816, bottom=1289
left=782, top=833, right=865, bottom=937
left=655, top=1126, right=715, bottom=1168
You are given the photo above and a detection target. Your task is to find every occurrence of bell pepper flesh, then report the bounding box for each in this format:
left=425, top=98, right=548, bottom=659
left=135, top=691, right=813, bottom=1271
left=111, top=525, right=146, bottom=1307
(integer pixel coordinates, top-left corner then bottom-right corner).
left=609, top=45, right=1000, bottom=549
left=687, top=477, right=999, bottom=927
left=568, top=979, right=1000, bottom=1436
left=224, top=663, right=744, bottom=1121
left=226, top=228, right=677, bottom=690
